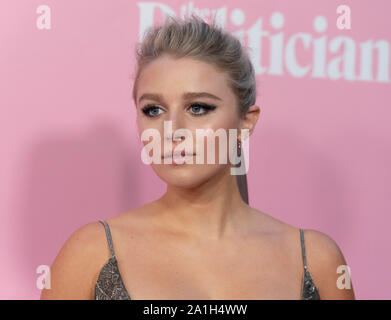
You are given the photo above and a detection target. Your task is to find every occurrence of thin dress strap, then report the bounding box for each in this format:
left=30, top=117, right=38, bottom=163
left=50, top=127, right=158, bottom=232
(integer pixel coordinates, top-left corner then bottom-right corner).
left=98, top=220, right=115, bottom=258
left=299, top=228, right=308, bottom=270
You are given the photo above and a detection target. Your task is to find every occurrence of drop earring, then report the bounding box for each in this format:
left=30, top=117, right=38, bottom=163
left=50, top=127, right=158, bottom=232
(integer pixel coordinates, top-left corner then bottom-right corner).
left=237, top=139, right=242, bottom=157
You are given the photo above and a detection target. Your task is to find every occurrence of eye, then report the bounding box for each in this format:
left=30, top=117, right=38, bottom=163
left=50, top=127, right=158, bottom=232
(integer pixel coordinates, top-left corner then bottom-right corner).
left=141, top=103, right=216, bottom=118
left=188, top=103, right=216, bottom=116
left=141, top=105, right=163, bottom=118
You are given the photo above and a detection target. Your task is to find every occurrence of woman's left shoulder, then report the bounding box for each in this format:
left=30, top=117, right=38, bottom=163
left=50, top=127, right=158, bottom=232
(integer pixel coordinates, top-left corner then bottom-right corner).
left=302, top=229, right=345, bottom=260
left=302, top=228, right=355, bottom=299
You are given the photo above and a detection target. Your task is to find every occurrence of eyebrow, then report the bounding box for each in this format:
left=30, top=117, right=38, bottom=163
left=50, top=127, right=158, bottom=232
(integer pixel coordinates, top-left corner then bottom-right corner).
left=138, top=92, right=223, bottom=104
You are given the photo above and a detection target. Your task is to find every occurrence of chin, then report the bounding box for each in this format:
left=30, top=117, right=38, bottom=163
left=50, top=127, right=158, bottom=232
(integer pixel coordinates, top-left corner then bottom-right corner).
left=152, top=163, right=225, bottom=189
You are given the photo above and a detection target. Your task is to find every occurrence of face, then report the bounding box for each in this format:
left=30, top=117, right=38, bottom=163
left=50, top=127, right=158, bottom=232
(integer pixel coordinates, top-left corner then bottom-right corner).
left=135, top=54, right=245, bottom=189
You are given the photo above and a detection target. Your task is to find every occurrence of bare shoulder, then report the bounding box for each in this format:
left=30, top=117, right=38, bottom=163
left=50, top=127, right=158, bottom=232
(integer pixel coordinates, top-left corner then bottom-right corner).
left=40, top=221, right=110, bottom=300
left=248, top=208, right=355, bottom=299
left=303, top=229, right=355, bottom=299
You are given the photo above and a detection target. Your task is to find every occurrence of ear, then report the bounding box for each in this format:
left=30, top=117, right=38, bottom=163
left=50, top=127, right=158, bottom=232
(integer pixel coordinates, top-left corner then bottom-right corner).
left=239, top=105, right=261, bottom=141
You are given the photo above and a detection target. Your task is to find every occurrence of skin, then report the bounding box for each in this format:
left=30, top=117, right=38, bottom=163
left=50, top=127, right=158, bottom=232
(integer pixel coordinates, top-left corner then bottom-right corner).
left=41, top=54, right=355, bottom=300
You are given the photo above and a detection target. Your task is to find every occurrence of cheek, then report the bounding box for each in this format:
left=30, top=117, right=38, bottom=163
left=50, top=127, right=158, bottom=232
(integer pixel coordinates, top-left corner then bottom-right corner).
left=137, top=117, right=162, bottom=147
left=137, top=113, right=151, bottom=130
left=194, top=116, right=240, bottom=163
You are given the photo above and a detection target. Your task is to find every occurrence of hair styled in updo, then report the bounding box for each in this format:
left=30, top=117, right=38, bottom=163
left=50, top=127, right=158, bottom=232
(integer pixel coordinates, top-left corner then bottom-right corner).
left=132, top=14, right=257, bottom=204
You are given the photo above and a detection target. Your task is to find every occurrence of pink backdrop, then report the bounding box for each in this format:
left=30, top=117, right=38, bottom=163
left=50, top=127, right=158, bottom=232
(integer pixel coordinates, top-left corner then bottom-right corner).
left=1, top=0, right=390, bottom=299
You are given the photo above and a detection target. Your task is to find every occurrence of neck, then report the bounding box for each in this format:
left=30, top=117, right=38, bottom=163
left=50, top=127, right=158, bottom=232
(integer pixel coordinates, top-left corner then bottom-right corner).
left=157, top=166, right=252, bottom=241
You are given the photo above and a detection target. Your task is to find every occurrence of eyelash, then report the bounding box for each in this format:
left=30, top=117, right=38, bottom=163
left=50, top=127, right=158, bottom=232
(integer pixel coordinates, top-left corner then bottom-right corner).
left=141, top=103, right=216, bottom=118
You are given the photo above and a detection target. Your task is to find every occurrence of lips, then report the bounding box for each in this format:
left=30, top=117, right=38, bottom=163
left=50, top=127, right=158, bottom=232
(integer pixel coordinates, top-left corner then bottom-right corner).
left=162, top=150, right=196, bottom=159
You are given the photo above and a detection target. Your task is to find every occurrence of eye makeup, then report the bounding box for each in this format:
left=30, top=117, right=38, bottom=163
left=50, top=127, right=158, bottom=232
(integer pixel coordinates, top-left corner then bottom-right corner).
left=141, top=102, right=217, bottom=118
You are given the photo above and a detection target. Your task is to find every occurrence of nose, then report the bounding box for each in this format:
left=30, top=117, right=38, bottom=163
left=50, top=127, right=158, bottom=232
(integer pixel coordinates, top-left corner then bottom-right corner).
left=164, top=112, right=188, bottom=143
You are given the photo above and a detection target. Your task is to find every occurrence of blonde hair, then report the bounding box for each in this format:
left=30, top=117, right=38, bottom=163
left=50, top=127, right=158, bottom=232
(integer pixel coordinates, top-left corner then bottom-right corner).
left=132, top=14, right=256, bottom=204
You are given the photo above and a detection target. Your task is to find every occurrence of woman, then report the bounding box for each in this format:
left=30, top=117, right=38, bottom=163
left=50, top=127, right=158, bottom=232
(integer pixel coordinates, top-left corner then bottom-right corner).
left=41, top=15, right=355, bottom=300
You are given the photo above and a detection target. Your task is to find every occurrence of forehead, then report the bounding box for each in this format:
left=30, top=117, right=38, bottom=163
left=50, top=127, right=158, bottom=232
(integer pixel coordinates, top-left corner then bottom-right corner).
left=136, top=55, right=235, bottom=103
